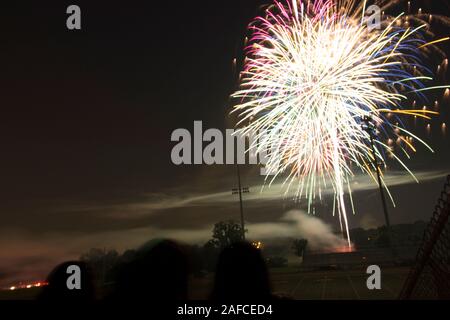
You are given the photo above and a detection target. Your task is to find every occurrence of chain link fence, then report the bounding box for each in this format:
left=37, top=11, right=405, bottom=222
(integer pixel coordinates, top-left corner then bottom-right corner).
left=399, top=175, right=450, bottom=299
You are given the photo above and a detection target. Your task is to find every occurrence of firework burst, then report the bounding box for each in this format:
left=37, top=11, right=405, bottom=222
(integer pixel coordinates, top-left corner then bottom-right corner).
left=231, top=0, right=449, bottom=245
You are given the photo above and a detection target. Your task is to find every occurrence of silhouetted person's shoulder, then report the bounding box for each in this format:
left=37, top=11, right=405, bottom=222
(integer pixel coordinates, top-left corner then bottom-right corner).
left=37, top=260, right=95, bottom=301
left=211, top=241, right=273, bottom=301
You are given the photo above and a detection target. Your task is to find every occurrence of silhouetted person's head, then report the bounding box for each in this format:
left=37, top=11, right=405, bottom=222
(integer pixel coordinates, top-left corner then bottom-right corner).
left=113, top=239, right=188, bottom=300
left=37, top=261, right=95, bottom=301
left=211, top=241, right=272, bottom=301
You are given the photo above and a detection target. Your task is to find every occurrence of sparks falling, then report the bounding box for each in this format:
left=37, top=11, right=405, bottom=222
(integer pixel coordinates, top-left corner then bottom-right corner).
left=231, top=0, right=449, bottom=246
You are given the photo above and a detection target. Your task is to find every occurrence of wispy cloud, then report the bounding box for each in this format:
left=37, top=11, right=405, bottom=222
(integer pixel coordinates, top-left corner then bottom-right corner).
left=60, top=169, right=446, bottom=218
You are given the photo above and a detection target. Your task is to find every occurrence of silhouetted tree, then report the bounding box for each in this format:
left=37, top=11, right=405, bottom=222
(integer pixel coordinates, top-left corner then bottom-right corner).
left=210, top=220, right=245, bottom=249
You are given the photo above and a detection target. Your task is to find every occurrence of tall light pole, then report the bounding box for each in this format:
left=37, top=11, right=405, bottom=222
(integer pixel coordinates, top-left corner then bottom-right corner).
left=232, top=164, right=249, bottom=240
left=362, top=116, right=393, bottom=248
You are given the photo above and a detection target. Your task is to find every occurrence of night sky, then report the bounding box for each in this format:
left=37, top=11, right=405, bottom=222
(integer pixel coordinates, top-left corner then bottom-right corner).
left=0, top=0, right=449, bottom=286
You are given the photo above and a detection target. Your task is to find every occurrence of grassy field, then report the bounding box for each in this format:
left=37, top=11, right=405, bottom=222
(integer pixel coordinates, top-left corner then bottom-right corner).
left=189, top=266, right=410, bottom=300
left=0, top=267, right=410, bottom=300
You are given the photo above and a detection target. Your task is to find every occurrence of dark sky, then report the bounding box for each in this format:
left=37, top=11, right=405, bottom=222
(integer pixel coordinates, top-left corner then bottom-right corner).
left=0, top=0, right=449, bottom=286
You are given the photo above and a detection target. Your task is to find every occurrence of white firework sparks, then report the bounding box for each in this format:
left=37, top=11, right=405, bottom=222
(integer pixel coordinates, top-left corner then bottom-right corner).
left=231, top=0, right=449, bottom=245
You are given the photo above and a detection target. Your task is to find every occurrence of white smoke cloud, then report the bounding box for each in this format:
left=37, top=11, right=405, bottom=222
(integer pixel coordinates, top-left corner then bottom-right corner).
left=137, top=210, right=351, bottom=252
left=248, top=210, right=349, bottom=251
